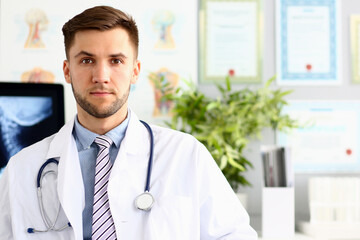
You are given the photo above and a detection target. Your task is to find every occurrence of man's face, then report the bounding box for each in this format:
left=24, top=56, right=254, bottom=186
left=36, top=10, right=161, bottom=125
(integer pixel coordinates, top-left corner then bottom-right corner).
left=63, top=28, right=140, bottom=119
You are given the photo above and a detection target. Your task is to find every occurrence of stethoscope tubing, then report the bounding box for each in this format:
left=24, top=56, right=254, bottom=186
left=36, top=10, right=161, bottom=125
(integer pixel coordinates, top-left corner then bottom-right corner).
left=29, top=158, right=71, bottom=233
left=29, top=120, right=155, bottom=233
left=140, top=120, right=154, bottom=192
left=37, top=158, right=59, bottom=188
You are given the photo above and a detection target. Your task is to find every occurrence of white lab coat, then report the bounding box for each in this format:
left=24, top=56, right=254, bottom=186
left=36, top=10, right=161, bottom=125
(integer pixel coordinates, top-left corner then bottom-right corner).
left=0, top=109, right=257, bottom=240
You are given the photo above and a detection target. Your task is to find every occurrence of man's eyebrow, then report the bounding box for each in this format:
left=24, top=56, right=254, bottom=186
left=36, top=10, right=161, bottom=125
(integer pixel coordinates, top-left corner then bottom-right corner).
left=109, top=53, right=128, bottom=59
left=74, top=51, right=128, bottom=59
left=74, top=51, right=93, bottom=58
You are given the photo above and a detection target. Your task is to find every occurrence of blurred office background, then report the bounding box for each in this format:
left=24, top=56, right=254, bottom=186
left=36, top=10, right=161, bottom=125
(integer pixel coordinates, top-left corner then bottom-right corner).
left=1, top=0, right=360, bottom=237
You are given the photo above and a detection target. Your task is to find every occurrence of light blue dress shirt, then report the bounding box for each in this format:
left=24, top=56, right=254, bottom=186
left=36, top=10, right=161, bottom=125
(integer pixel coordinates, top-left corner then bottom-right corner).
left=72, top=114, right=129, bottom=239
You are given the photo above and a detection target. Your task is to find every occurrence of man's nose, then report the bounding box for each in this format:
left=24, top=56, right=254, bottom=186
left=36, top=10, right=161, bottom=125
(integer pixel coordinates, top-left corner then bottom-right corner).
left=92, top=62, right=110, bottom=83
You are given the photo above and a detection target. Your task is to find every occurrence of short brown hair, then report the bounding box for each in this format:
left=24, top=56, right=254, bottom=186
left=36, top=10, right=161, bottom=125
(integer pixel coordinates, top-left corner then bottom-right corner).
left=62, top=6, right=139, bottom=59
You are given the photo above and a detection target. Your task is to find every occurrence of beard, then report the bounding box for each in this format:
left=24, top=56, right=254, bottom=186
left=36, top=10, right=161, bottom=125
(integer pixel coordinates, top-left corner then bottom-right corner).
left=71, top=82, right=131, bottom=119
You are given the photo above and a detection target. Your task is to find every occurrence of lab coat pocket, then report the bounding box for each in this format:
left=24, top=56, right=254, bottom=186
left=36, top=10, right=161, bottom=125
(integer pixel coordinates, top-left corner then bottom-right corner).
left=146, top=196, right=196, bottom=240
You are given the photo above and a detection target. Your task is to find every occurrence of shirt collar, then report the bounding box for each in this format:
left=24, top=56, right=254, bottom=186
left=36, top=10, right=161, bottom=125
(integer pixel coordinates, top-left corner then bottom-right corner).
left=73, top=110, right=130, bottom=150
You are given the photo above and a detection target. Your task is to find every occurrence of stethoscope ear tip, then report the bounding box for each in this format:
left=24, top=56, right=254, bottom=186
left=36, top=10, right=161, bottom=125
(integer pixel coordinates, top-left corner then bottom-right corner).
left=27, top=228, right=35, bottom=233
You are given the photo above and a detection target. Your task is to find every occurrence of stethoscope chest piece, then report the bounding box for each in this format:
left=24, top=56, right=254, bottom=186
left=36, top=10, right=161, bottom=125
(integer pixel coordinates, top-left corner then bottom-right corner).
left=135, top=192, right=154, bottom=211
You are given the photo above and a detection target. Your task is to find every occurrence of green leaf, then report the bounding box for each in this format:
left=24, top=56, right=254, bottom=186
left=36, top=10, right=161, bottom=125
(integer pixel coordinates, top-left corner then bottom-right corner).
left=220, top=155, right=227, bottom=169
left=226, top=76, right=231, bottom=91
left=206, top=102, right=219, bottom=111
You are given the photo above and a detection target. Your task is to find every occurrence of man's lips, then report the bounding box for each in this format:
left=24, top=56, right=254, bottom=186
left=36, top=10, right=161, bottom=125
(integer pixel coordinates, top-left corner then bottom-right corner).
left=90, top=91, right=113, bottom=96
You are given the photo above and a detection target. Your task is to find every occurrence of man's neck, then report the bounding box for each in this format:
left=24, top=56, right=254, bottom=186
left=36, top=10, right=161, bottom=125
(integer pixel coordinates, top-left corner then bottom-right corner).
left=77, top=107, right=128, bottom=135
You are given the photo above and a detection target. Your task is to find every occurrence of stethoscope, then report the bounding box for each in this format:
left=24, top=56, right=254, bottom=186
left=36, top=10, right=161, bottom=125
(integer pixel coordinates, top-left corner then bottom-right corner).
left=27, top=120, right=154, bottom=234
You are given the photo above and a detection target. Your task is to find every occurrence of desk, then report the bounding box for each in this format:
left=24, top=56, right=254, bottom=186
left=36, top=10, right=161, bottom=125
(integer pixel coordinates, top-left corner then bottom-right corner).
left=259, top=233, right=314, bottom=240
left=252, top=215, right=360, bottom=240
left=258, top=232, right=360, bottom=240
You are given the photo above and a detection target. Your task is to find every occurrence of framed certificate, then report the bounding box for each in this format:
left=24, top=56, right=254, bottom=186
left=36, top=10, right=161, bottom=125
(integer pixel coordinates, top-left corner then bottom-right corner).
left=276, top=0, right=341, bottom=85
left=351, top=15, right=360, bottom=83
left=199, top=0, right=262, bottom=83
left=277, top=101, right=360, bottom=173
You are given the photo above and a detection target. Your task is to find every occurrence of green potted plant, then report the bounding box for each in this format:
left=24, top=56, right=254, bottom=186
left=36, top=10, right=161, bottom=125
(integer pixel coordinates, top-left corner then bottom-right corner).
left=160, top=75, right=298, bottom=190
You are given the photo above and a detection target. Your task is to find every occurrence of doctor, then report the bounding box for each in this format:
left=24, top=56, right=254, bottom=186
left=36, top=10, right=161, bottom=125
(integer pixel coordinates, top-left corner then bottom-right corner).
left=0, top=5, right=257, bottom=240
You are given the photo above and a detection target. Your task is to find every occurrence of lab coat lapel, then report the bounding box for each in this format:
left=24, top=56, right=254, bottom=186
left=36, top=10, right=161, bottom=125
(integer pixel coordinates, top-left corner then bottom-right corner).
left=46, top=117, right=85, bottom=240
left=121, top=109, right=146, bottom=155
left=108, top=110, right=150, bottom=236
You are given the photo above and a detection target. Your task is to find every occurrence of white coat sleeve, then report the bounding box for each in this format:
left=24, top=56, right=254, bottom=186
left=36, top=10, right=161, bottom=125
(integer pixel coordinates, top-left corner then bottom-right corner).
left=197, top=144, right=258, bottom=240
left=0, top=167, right=14, bottom=239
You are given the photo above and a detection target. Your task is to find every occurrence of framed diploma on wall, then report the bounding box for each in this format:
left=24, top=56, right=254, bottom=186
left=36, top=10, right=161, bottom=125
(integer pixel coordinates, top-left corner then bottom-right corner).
left=199, top=0, right=263, bottom=83
left=350, top=15, right=360, bottom=83
left=277, top=101, right=360, bottom=173
left=276, top=0, right=342, bottom=85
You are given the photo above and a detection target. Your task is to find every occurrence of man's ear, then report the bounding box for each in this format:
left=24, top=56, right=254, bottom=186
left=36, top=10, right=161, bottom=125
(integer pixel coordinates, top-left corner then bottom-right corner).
left=131, top=60, right=141, bottom=84
left=63, top=60, right=71, bottom=83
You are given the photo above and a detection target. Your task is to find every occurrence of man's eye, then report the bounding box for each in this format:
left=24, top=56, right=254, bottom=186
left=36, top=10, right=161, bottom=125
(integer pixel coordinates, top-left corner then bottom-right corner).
left=81, top=59, right=93, bottom=64
left=112, top=59, right=122, bottom=64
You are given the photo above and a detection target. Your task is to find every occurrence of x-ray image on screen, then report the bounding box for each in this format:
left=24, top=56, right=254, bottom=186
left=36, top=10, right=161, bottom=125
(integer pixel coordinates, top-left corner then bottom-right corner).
left=0, top=96, right=56, bottom=175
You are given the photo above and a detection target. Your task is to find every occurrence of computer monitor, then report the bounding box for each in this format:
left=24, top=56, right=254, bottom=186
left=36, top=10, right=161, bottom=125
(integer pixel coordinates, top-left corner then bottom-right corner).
left=0, top=82, right=65, bottom=176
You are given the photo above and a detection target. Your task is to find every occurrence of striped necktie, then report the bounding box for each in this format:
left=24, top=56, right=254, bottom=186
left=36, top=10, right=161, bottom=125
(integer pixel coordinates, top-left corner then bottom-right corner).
left=92, top=135, right=117, bottom=240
